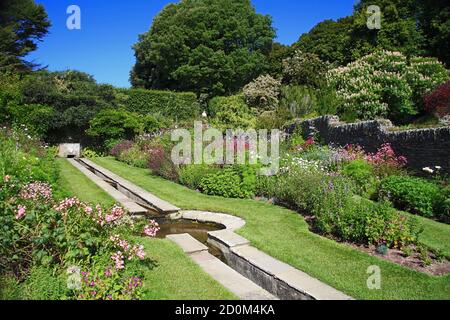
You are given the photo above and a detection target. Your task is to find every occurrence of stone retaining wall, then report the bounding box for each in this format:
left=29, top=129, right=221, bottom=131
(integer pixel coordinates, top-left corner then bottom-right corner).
left=285, top=116, right=450, bottom=174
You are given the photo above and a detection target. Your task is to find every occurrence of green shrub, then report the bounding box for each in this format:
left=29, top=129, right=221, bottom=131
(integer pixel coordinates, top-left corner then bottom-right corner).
left=315, top=185, right=418, bottom=248
left=209, top=94, right=256, bottom=129
left=87, top=109, right=143, bottom=143
left=379, top=175, right=440, bottom=218
left=22, top=70, right=117, bottom=142
left=117, top=88, right=200, bottom=121
left=279, top=85, right=318, bottom=119
left=282, top=50, right=329, bottom=88
left=200, top=166, right=257, bottom=199
left=82, top=148, right=100, bottom=159
left=342, top=159, right=378, bottom=197
left=142, top=115, right=164, bottom=133
left=435, top=185, right=450, bottom=223
left=256, top=108, right=291, bottom=130
left=179, top=164, right=221, bottom=190
left=7, top=103, right=54, bottom=137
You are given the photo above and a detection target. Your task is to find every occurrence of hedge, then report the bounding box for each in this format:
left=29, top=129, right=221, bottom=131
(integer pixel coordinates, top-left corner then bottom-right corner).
left=117, top=88, right=200, bottom=120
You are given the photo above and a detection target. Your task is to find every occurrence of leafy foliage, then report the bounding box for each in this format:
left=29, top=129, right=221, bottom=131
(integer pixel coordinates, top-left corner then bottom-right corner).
left=327, top=51, right=448, bottom=122
left=379, top=175, right=441, bottom=218
left=342, top=159, right=378, bottom=197
left=131, top=0, right=275, bottom=96
left=200, top=166, right=256, bottom=199
left=87, top=109, right=144, bottom=144
left=179, top=164, right=221, bottom=190
left=209, top=94, right=256, bottom=129
left=282, top=50, right=329, bottom=88
left=294, top=0, right=450, bottom=67
left=243, top=74, right=281, bottom=111
left=0, top=0, right=51, bottom=72
left=424, top=81, right=450, bottom=118
left=116, top=88, right=200, bottom=121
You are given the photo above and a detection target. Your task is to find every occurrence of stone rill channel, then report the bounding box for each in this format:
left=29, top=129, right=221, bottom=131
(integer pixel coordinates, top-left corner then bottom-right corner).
left=68, top=158, right=352, bottom=300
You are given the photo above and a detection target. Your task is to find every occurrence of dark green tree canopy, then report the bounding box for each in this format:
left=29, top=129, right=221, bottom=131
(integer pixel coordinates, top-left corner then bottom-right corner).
left=294, top=17, right=353, bottom=65
left=131, top=0, right=275, bottom=96
left=0, top=0, right=51, bottom=72
left=294, top=0, right=450, bottom=66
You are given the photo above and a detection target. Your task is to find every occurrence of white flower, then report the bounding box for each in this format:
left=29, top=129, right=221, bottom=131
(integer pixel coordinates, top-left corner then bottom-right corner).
left=435, top=166, right=442, bottom=170
left=423, top=167, right=434, bottom=174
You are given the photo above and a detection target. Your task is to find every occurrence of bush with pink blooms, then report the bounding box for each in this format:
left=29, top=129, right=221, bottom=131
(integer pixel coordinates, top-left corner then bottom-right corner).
left=0, top=129, right=159, bottom=300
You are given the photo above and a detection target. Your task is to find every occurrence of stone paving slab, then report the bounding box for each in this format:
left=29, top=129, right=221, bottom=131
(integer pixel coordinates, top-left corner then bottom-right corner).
left=179, top=210, right=352, bottom=300
left=208, top=230, right=249, bottom=248
left=180, top=211, right=245, bottom=230
left=231, top=245, right=352, bottom=300
left=167, top=233, right=276, bottom=300
left=67, top=159, right=147, bottom=215
left=276, top=268, right=351, bottom=300
left=79, top=158, right=180, bottom=213
left=166, top=233, right=208, bottom=254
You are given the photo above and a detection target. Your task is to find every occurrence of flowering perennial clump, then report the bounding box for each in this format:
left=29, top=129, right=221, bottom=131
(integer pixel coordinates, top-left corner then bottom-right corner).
left=19, top=182, right=52, bottom=202
left=365, top=143, right=407, bottom=168
left=144, top=220, right=160, bottom=237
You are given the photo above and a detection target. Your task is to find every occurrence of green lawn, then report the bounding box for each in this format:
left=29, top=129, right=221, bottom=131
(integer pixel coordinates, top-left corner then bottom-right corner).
left=57, top=158, right=236, bottom=300
left=407, top=214, right=450, bottom=258
left=139, top=238, right=236, bottom=300
left=56, top=158, right=115, bottom=206
left=92, top=157, right=450, bottom=300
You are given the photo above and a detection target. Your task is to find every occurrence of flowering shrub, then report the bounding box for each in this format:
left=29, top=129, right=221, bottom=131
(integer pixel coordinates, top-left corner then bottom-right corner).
left=143, top=220, right=160, bottom=238
left=75, top=263, right=144, bottom=300
left=327, top=51, right=448, bottom=122
left=365, top=143, right=407, bottom=178
left=0, top=129, right=158, bottom=300
left=424, top=81, right=450, bottom=118
left=110, top=140, right=134, bottom=158
left=147, top=145, right=179, bottom=182
left=118, top=144, right=149, bottom=168
left=314, top=181, right=418, bottom=249
left=243, top=75, right=281, bottom=111
left=282, top=50, right=329, bottom=88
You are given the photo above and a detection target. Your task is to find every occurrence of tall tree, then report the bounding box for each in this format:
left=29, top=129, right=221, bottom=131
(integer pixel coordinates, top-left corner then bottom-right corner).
left=131, top=0, right=275, bottom=96
left=417, top=0, right=450, bottom=67
left=294, top=0, right=450, bottom=66
left=294, top=17, right=353, bottom=65
left=0, top=0, right=51, bottom=72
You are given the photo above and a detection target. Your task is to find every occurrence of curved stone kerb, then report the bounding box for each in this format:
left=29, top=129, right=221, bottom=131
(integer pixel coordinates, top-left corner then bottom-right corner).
left=173, top=210, right=246, bottom=231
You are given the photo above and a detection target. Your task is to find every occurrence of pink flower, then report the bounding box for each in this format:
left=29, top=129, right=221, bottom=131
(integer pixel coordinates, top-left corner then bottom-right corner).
left=19, top=182, right=52, bottom=202
left=15, top=205, right=27, bottom=220
left=143, top=220, right=160, bottom=238
left=111, top=251, right=125, bottom=270
left=3, top=175, right=11, bottom=183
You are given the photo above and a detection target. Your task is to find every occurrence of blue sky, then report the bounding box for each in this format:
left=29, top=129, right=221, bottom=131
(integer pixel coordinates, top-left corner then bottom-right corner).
left=28, top=0, right=356, bottom=88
